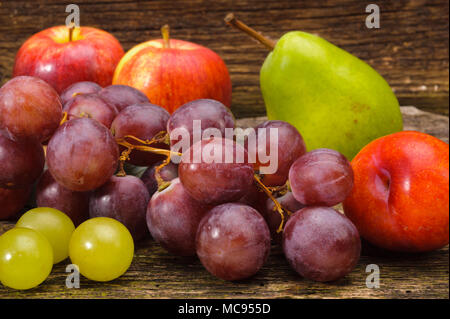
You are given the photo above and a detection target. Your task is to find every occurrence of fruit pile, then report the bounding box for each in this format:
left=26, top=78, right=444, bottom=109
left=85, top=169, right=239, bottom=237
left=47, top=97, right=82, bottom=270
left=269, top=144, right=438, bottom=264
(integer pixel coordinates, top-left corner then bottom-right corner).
left=0, top=17, right=448, bottom=292
left=0, top=75, right=361, bottom=288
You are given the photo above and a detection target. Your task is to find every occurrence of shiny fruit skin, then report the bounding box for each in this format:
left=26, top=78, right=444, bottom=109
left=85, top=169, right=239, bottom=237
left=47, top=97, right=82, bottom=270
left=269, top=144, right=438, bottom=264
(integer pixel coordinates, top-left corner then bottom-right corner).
left=196, top=203, right=271, bottom=281
left=113, top=39, right=231, bottom=113
left=69, top=217, right=134, bottom=282
left=247, top=120, right=306, bottom=186
left=60, top=81, right=102, bottom=105
left=36, top=170, right=90, bottom=226
left=66, top=93, right=118, bottom=128
left=343, top=131, right=449, bottom=252
left=110, top=104, right=170, bottom=166
left=98, top=84, right=149, bottom=112
left=0, top=186, right=32, bottom=220
left=261, top=31, right=403, bottom=160
left=0, top=76, right=62, bottom=142
left=13, top=26, right=124, bottom=93
left=16, top=207, right=75, bottom=264
left=90, top=175, right=150, bottom=241
left=289, top=148, right=354, bottom=207
left=0, top=227, right=53, bottom=290
left=179, top=137, right=254, bottom=205
left=283, top=207, right=361, bottom=282
left=47, top=118, right=119, bottom=191
left=167, top=99, right=235, bottom=148
left=147, top=178, right=210, bottom=256
left=0, top=130, right=45, bottom=189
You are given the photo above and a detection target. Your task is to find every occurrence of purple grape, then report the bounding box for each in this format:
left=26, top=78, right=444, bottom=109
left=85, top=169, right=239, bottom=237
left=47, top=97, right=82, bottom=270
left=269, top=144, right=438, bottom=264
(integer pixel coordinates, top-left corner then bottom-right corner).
left=47, top=118, right=119, bottom=192
left=289, top=148, right=354, bottom=206
left=264, top=191, right=304, bottom=243
left=196, top=203, right=271, bottom=281
left=0, top=186, right=32, bottom=220
left=0, top=130, right=45, bottom=189
left=89, top=175, right=149, bottom=241
left=36, top=170, right=90, bottom=226
left=179, top=137, right=254, bottom=205
left=140, top=161, right=178, bottom=196
left=246, top=120, right=306, bottom=186
left=60, top=81, right=102, bottom=105
left=0, top=76, right=62, bottom=142
left=283, top=207, right=361, bottom=282
left=98, top=85, right=149, bottom=112
left=110, top=104, right=170, bottom=166
left=147, top=178, right=210, bottom=256
left=66, top=93, right=118, bottom=128
left=167, top=99, right=235, bottom=148
left=238, top=182, right=267, bottom=214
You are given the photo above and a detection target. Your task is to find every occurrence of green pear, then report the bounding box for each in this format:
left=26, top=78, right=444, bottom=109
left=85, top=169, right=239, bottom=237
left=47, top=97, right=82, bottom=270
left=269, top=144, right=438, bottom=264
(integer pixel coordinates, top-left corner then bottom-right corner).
left=226, top=14, right=403, bottom=160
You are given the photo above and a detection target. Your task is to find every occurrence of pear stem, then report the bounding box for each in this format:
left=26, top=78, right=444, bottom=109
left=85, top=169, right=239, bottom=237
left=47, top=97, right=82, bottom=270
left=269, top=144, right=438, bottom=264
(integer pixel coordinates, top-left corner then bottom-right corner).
left=224, top=13, right=275, bottom=51
left=161, top=24, right=171, bottom=49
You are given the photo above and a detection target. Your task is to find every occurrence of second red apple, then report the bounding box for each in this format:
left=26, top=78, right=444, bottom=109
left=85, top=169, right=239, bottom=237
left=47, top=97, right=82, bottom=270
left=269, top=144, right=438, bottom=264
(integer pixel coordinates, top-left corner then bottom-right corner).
left=113, top=26, right=232, bottom=113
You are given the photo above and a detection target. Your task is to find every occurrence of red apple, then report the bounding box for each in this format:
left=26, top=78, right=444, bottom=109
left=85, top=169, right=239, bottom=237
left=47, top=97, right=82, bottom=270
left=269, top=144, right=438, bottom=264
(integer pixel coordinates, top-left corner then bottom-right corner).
left=343, top=131, right=449, bottom=252
left=13, top=26, right=124, bottom=93
left=112, top=26, right=231, bottom=113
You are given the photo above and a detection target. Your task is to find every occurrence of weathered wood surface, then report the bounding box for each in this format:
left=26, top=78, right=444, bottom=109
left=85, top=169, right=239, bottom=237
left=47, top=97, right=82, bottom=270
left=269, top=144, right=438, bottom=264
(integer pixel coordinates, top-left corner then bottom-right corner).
left=0, top=0, right=448, bottom=117
left=0, top=106, right=448, bottom=299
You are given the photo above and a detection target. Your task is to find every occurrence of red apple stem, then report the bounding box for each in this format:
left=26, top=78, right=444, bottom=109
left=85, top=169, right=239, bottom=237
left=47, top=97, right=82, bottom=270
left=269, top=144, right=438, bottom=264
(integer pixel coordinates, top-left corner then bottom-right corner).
left=253, top=174, right=288, bottom=233
left=68, top=22, right=75, bottom=42
left=161, top=24, right=171, bottom=49
left=224, top=13, right=276, bottom=51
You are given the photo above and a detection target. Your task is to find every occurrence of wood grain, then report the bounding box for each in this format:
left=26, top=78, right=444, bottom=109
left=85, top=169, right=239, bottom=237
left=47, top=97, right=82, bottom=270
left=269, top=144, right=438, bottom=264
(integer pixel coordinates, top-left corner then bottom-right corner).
left=0, top=0, right=448, bottom=118
left=0, top=106, right=448, bottom=299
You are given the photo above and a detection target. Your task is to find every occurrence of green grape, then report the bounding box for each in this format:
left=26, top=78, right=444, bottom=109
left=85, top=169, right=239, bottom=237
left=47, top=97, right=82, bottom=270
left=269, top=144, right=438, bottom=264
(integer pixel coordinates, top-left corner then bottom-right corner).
left=0, top=227, right=53, bottom=290
left=69, top=217, right=134, bottom=282
left=16, top=207, right=75, bottom=264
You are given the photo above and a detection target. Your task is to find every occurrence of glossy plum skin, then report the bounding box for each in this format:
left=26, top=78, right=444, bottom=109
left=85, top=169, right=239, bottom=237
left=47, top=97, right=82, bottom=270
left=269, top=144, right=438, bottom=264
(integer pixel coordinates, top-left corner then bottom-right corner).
left=36, top=170, right=90, bottom=226
left=283, top=207, right=361, bottom=282
left=167, top=99, right=235, bottom=148
left=98, top=85, right=149, bottom=112
left=13, top=26, right=124, bottom=94
left=247, top=120, right=306, bottom=186
left=196, top=203, right=271, bottom=281
left=179, top=137, right=254, bottom=205
left=264, top=192, right=304, bottom=243
left=60, top=81, right=102, bottom=105
left=0, top=130, right=45, bottom=189
left=47, top=118, right=119, bottom=192
left=289, top=148, right=354, bottom=206
left=90, top=175, right=150, bottom=241
left=343, top=131, right=449, bottom=252
left=147, top=178, right=210, bottom=256
left=140, top=161, right=178, bottom=196
left=0, top=186, right=32, bottom=220
left=66, top=93, right=118, bottom=128
left=111, top=104, right=170, bottom=166
left=0, top=76, right=62, bottom=142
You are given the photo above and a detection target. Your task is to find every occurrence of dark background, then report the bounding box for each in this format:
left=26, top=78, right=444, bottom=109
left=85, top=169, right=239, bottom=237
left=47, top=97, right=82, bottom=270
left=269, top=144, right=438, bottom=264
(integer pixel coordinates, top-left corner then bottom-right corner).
left=0, top=0, right=448, bottom=118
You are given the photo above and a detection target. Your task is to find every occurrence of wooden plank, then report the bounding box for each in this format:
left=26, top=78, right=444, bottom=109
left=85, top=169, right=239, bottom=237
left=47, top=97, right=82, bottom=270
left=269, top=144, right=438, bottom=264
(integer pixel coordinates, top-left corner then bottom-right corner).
left=0, top=0, right=448, bottom=118
left=0, top=106, right=448, bottom=299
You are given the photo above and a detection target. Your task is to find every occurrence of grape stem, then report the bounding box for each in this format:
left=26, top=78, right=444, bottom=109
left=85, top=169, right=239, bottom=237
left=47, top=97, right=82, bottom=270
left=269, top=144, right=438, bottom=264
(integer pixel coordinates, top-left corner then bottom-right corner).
left=253, top=174, right=287, bottom=233
left=115, top=134, right=181, bottom=177
left=59, top=112, right=68, bottom=125
left=224, top=13, right=276, bottom=50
